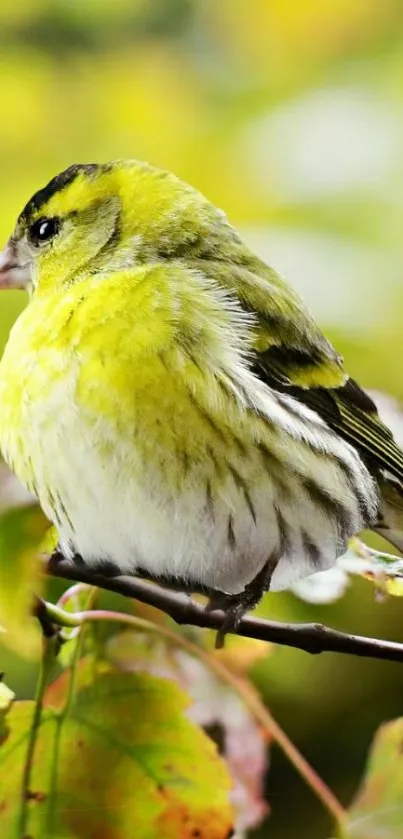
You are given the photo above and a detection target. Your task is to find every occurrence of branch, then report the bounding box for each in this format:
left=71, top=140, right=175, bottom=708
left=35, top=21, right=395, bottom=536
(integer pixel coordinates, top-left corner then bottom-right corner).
left=45, top=556, right=403, bottom=664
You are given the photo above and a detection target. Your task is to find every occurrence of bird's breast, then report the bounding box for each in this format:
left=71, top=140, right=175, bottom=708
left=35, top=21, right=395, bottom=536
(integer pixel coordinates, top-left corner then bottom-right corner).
left=0, top=283, right=378, bottom=595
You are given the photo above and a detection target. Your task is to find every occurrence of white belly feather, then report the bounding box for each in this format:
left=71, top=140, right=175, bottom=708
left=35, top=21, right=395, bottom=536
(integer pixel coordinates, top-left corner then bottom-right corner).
left=11, top=370, right=377, bottom=596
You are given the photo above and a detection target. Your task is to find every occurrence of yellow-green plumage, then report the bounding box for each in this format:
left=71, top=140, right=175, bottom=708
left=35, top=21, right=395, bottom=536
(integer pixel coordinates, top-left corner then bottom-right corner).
left=0, top=160, right=402, bottom=626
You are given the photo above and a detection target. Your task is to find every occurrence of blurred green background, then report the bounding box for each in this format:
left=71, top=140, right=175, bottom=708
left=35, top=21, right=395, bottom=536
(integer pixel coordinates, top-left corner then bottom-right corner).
left=2, top=1, right=403, bottom=837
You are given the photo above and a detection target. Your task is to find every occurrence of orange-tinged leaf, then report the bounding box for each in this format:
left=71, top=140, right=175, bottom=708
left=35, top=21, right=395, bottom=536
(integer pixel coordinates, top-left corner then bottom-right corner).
left=0, top=671, right=234, bottom=839
left=43, top=656, right=111, bottom=711
left=107, top=631, right=269, bottom=833
left=346, top=718, right=403, bottom=838
left=0, top=505, right=48, bottom=658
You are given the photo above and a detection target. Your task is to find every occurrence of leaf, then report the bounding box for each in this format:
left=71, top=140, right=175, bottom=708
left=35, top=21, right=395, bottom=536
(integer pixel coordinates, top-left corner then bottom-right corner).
left=43, top=655, right=110, bottom=711
left=0, top=671, right=234, bottom=839
left=346, top=717, right=403, bottom=839
left=291, top=565, right=350, bottom=604
left=291, top=536, right=403, bottom=605
left=107, top=631, right=269, bottom=833
left=341, top=539, right=403, bottom=599
left=0, top=505, right=49, bottom=658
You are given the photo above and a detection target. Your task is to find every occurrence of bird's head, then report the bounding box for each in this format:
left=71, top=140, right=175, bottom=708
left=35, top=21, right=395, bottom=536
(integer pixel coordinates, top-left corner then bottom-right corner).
left=0, top=160, right=233, bottom=293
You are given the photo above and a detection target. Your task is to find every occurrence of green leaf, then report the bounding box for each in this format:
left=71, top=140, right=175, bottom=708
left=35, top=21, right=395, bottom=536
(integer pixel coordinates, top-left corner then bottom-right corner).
left=0, top=671, right=234, bottom=839
left=346, top=717, right=403, bottom=839
left=0, top=505, right=49, bottom=658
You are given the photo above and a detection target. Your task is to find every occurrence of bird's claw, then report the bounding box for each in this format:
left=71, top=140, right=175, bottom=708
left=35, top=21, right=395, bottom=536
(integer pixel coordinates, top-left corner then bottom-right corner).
left=205, top=591, right=250, bottom=649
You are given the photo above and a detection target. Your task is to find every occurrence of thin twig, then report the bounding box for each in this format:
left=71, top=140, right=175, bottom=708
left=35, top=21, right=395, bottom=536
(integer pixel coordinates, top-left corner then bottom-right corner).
left=44, top=556, right=403, bottom=664
left=18, top=634, right=59, bottom=837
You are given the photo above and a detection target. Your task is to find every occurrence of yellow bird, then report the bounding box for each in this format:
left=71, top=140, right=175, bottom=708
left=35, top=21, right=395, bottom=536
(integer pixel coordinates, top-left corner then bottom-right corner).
left=0, top=160, right=402, bottom=642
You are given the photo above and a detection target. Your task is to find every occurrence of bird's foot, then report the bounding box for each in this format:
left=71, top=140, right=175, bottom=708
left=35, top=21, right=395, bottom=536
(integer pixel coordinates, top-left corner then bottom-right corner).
left=205, top=592, right=250, bottom=649
left=47, top=547, right=66, bottom=572
left=206, top=556, right=277, bottom=649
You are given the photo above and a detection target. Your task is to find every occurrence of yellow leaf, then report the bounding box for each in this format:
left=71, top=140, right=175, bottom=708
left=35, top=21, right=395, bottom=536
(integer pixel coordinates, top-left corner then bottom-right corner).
left=0, top=505, right=49, bottom=659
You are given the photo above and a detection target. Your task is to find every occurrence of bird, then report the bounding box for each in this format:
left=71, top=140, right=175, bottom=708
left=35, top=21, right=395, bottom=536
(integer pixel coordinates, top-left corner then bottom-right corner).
left=0, top=159, right=402, bottom=646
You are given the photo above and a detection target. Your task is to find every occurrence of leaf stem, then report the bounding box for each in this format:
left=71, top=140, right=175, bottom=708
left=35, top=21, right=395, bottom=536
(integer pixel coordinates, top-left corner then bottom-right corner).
left=18, top=634, right=59, bottom=837
left=44, top=600, right=83, bottom=628
left=76, top=608, right=347, bottom=832
left=45, top=587, right=98, bottom=837
left=204, top=657, right=348, bottom=834
left=60, top=587, right=98, bottom=718
left=57, top=582, right=91, bottom=608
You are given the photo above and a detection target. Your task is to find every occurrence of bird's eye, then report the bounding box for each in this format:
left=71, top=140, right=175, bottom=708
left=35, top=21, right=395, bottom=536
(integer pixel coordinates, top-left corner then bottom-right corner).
left=29, top=217, right=60, bottom=245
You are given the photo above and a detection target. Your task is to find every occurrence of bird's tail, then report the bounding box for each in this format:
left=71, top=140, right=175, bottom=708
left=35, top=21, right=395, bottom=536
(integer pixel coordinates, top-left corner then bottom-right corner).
left=373, top=476, right=403, bottom=554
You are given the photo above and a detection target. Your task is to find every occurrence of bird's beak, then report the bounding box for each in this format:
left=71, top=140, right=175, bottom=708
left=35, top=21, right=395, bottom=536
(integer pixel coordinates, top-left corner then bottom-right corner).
left=0, top=241, right=31, bottom=290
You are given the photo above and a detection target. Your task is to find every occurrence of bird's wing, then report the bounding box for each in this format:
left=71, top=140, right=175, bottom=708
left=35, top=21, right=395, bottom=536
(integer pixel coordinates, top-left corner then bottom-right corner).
left=255, top=365, right=403, bottom=483
left=243, top=261, right=403, bottom=483
left=196, top=254, right=403, bottom=482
